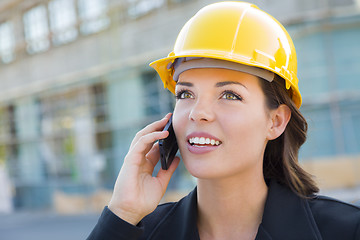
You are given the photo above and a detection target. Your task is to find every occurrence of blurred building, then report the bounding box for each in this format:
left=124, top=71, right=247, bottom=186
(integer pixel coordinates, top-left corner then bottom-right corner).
left=0, top=0, right=359, bottom=211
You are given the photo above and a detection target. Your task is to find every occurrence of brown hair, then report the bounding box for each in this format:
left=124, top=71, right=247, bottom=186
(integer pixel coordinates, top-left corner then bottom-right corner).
left=260, top=76, right=319, bottom=198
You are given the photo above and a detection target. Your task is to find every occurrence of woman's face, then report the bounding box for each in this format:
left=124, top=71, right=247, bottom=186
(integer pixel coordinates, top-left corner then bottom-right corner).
left=173, top=68, right=274, bottom=180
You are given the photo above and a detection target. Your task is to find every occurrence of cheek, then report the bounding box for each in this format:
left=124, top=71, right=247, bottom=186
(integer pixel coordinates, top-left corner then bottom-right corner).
left=222, top=108, right=269, bottom=146
left=172, top=103, right=188, bottom=138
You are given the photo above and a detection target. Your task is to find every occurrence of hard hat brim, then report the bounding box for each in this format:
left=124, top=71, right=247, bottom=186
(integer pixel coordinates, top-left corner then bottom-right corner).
left=150, top=54, right=302, bottom=108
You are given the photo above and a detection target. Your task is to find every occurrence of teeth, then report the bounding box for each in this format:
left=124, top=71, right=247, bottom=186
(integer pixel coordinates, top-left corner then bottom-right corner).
left=188, top=137, right=221, bottom=146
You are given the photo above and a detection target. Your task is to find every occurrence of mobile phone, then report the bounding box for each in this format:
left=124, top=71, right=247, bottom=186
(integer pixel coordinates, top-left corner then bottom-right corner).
left=159, top=115, right=179, bottom=170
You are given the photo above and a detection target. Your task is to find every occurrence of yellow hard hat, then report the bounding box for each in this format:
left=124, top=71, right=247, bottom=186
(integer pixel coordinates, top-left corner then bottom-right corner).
left=150, top=1, right=301, bottom=108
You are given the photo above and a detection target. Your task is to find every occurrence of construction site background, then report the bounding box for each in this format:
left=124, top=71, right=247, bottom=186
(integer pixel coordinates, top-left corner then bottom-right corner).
left=0, top=0, right=360, bottom=215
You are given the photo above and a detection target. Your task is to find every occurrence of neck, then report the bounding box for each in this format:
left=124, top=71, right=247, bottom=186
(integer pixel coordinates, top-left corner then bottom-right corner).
left=197, top=174, right=268, bottom=240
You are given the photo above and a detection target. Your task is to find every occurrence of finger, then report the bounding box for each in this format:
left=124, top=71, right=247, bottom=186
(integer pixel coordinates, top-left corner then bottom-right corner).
left=130, top=113, right=172, bottom=149
left=145, top=142, right=161, bottom=167
left=156, top=156, right=180, bottom=192
left=132, top=131, right=169, bottom=158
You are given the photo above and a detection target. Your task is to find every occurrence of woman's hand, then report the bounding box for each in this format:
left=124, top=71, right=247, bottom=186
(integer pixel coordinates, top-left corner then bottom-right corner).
left=108, top=113, right=180, bottom=225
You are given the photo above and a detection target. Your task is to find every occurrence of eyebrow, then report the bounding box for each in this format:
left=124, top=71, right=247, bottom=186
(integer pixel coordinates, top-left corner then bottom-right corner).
left=176, top=82, right=193, bottom=87
left=215, top=81, right=247, bottom=89
left=176, top=81, right=247, bottom=89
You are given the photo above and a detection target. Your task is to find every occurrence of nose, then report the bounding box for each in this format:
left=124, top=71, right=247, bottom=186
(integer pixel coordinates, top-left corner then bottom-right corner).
left=189, top=98, right=215, bottom=122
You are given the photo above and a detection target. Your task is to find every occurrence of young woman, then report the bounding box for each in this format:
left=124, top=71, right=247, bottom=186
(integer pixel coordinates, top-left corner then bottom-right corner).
left=88, top=2, right=360, bottom=239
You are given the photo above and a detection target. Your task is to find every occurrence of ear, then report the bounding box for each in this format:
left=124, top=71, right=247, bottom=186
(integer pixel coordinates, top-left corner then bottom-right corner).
left=267, top=104, right=291, bottom=140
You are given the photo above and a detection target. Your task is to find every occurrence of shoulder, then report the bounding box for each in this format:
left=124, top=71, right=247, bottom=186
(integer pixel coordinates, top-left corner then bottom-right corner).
left=142, top=201, right=180, bottom=227
left=140, top=189, right=198, bottom=239
left=308, top=195, right=360, bottom=219
left=307, top=195, right=360, bottom=239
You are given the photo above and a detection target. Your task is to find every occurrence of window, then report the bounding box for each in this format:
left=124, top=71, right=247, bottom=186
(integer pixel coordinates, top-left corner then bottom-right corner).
left=39, top=88, right=105, bottom=183
left=23, top=5, right=50, bottom=54
left=0, top=105, right=16, bottom=140
left=48, top=0, right=78, bottom=45
left=127, top=0, right=165, bottom=18
left=141, top=71, right=174, bottom=116
left=0, top=105, right=18, bottom=179
left=91, top=83, right=108, bottom=126
left=329, top=0, right=353, bottom=7
left=0, top=21, right=15, bottom=63
left=78, top=0, right=110, bottom=35
left=91, top=83, right=113, bottom=184
left=169, top=0, right=190, bottom=4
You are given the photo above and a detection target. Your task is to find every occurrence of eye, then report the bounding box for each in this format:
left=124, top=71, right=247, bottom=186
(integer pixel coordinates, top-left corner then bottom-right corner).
left=176, top=90, right=194, bottom=99
left=221, top=91, right=242, bottom=101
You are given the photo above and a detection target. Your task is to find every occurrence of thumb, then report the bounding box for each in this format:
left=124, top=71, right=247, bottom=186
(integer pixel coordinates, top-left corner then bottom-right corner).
left=156, top=157, right=181, bottom=192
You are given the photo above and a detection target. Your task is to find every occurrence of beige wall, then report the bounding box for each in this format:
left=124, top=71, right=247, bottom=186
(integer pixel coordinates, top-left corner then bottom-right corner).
left=302, top=156, right=360, bottom=190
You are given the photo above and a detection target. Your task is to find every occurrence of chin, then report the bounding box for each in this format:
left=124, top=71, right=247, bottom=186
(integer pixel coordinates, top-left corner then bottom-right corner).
left=182, top=154, right=261, bottom=181
left=182, top=157, right=229, bottom=180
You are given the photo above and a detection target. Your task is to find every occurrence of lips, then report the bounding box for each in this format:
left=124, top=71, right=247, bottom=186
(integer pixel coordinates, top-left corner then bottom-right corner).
left=186, top=132, right=222, bottom=154
left=188, top=137, right=221, bottom=146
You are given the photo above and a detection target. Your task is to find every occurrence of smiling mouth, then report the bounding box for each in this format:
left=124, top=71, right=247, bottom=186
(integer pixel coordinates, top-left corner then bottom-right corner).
left=188, top=137, right=221, bottom=146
